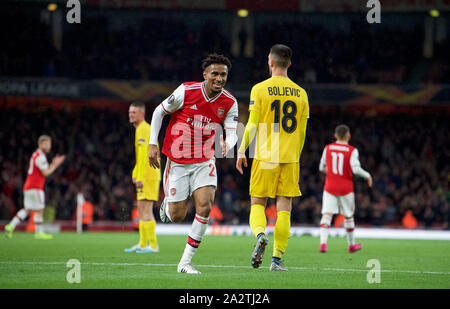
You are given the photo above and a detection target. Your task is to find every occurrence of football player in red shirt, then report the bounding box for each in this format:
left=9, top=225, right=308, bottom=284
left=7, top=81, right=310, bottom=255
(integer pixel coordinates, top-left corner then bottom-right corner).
left=148, top=54, right=238, bottom=274
left=5, top=135, right=65, bottom=239
left=318, top=125, right=372, bottom=253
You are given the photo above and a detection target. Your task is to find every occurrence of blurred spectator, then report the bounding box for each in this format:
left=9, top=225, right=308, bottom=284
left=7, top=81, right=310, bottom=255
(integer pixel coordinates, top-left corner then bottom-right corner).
left=0, top=103, right=448, bottom=229
left=402, top=210, right=418, bottom=229
left=209, top=204, right=224, bottom=226
left=0, top=4, right=447, bottom=84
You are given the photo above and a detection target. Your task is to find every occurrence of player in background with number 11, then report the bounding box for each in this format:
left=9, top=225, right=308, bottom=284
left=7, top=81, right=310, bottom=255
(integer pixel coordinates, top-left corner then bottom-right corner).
left=318, top=124, right=372, bottom=253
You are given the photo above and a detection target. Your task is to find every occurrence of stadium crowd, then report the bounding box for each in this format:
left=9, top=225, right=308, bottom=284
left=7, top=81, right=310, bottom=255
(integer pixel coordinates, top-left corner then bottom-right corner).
left=1, top=5, right=449, bottom=84
left=0, top=106, right=448, bottom=229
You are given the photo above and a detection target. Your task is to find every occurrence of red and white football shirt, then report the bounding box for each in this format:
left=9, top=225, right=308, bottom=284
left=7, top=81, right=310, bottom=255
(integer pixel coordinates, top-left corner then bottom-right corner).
left=23, top=149, right=49, bottom=191
left=159, top=82, right=238, bottom=164
left=320, top=142, right=356, bottom=196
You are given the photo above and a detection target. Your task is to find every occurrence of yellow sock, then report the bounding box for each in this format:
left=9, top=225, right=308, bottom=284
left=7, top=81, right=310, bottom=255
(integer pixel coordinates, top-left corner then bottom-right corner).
left=249, top=204, right=266, bottom=237
left=273, top=211, right=291, bottom=258
left=138, top=220, right=146, bottom=248
left=143, top=220, right=158, bottom=249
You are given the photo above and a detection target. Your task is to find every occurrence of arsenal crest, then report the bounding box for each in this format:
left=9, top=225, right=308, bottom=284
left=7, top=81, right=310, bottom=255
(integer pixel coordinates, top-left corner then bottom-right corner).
left=217, top=107, right=225, bottom=117
left=170, top=188, right=176, bottom=196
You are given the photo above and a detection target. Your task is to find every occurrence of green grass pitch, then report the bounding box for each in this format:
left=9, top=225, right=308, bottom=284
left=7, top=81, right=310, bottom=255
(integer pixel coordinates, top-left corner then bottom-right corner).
left=0, top=232, right=449, bottom=289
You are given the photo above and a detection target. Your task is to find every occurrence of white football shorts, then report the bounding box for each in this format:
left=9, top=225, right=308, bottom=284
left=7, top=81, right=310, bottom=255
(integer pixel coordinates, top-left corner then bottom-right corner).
left=163, top=157, right=217, bottom=202
left=23, top=189, right=45, bottom=211
left=322, top=191, right=355, bottom=218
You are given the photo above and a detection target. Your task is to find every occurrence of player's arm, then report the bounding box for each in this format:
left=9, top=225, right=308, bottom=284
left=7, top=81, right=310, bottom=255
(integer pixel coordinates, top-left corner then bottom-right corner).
left=298, top=89, right=309, bottom=158
left=236, top=85, right=261, bottom=175
left=319, top=147, right=327, bottom=174
left=149, top=84, right=185, bottom=168
left=237, top=110, right=259, bottom=154
left=236, top=111, right=259, bottom=175
left=298, top=117, right=308, bottom=156
left=135, top=139, right=147, bottom=188
left=39, top=155, right=65, bottom=177
left=220, top=101, right=239, bottom=156
left=350, top=149, right=373, bottom=187
left=132, top=166, right=137, bottom=184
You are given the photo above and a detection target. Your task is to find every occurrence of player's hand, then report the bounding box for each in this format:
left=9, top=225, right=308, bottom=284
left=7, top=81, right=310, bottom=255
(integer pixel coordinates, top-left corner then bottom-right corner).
left=236, top=152, right=247, bottom=175
left=135, top=181, right=143, bottom=189
left=52, top=155, right=66, bottom=167
left=367, top=176, right=373, bottom=188
left=148, top=144, right=160, bottom=169
left=132, top=177, right=136, bottom=184
left=220, top=135, right=227, bottom=157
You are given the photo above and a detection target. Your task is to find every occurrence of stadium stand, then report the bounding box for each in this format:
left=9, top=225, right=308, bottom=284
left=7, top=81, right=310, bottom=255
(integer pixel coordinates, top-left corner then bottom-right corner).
left=0, top=2, right=449, bottom=230
left=0, top=4, right=448, bottom=84
left=0, top=105, right=448, bottom=229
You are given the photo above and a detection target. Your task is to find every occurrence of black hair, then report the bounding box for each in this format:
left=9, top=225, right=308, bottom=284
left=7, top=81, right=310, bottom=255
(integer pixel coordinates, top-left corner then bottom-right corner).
left=269, top=44, right=292, bottom=68
left=201, top=53, right=232, bottom=71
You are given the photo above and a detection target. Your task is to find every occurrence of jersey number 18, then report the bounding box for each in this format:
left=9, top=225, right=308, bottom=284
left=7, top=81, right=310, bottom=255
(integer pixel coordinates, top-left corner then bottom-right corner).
left=271, top=100, right=297, bottom=133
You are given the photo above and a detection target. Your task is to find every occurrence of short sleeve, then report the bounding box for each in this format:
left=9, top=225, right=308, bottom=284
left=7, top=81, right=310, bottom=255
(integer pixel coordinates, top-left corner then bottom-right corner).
left=301, top=89, right=310, bottom=119
left=161, top=84, right=185, bottom=114
left=223, top=101, right=238, bottom=129
left=248, top=85, right=261, bottom=113
left=35, top=155, right=49, bottom=171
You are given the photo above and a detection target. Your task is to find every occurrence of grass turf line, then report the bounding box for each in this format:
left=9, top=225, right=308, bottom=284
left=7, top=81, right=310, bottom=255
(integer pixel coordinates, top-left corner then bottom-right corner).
left=0, top=232, right=449, bottom=289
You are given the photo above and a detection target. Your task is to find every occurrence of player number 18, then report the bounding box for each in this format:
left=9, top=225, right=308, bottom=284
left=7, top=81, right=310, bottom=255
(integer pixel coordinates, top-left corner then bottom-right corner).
left=271, top=100, right=297, bottom=133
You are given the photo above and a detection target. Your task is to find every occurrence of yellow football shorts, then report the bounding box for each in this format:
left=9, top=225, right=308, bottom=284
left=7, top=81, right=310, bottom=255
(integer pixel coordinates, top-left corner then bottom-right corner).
left=250, top=160, right=301, bottom=198
left=137, top=179, right=160, bottom=201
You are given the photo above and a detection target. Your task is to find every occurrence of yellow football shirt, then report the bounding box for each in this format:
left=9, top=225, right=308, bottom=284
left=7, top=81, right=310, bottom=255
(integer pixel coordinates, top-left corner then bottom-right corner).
left=132, top=121, right=161, bottom=181
left=249, top=76, right=309, bottom=163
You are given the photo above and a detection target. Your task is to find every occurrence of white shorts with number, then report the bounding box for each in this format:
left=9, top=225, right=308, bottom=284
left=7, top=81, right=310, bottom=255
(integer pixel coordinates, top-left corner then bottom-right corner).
left=322, top=191, right=355, bottom=218
left=24, top=189, right=45, bottom=211
left=163, top=157, right=217, bottom=202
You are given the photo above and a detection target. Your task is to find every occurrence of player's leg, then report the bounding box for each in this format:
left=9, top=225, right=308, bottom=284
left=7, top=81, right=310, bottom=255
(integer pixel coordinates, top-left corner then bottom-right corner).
left=249, top=160, right=278, bottom=269
left=30, top=190, right=52, bottom=240
left=319, top=212, right=333, bottom=252
left=124, top=201, right=146, bottom=252
left=126, top=188, right=148, bottom=251
left=178, top=185, right=214, bottom=274
left=178, top=158, right=217, bottom=274
left=5, top=191, right=32, bottom=238
left=137, top=200, right=159, bottom=252
left=249, top=196, right=268, bottom=238
left=269, top=162, right=300, bottom=271
left=160, top=159, right=189, bottom=223
left=270, top=196, right=292, bottom=271
left=341, top=193, right=361, bottom=253
left=319, top=191, right=339, bottom=252
left=5, top=207, right=29, bottom=238
left=139, top=179, right=161, bottom=252
left=34, top=209, right=43, bottom=234
left=249, top=196, right=269, bottom=269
